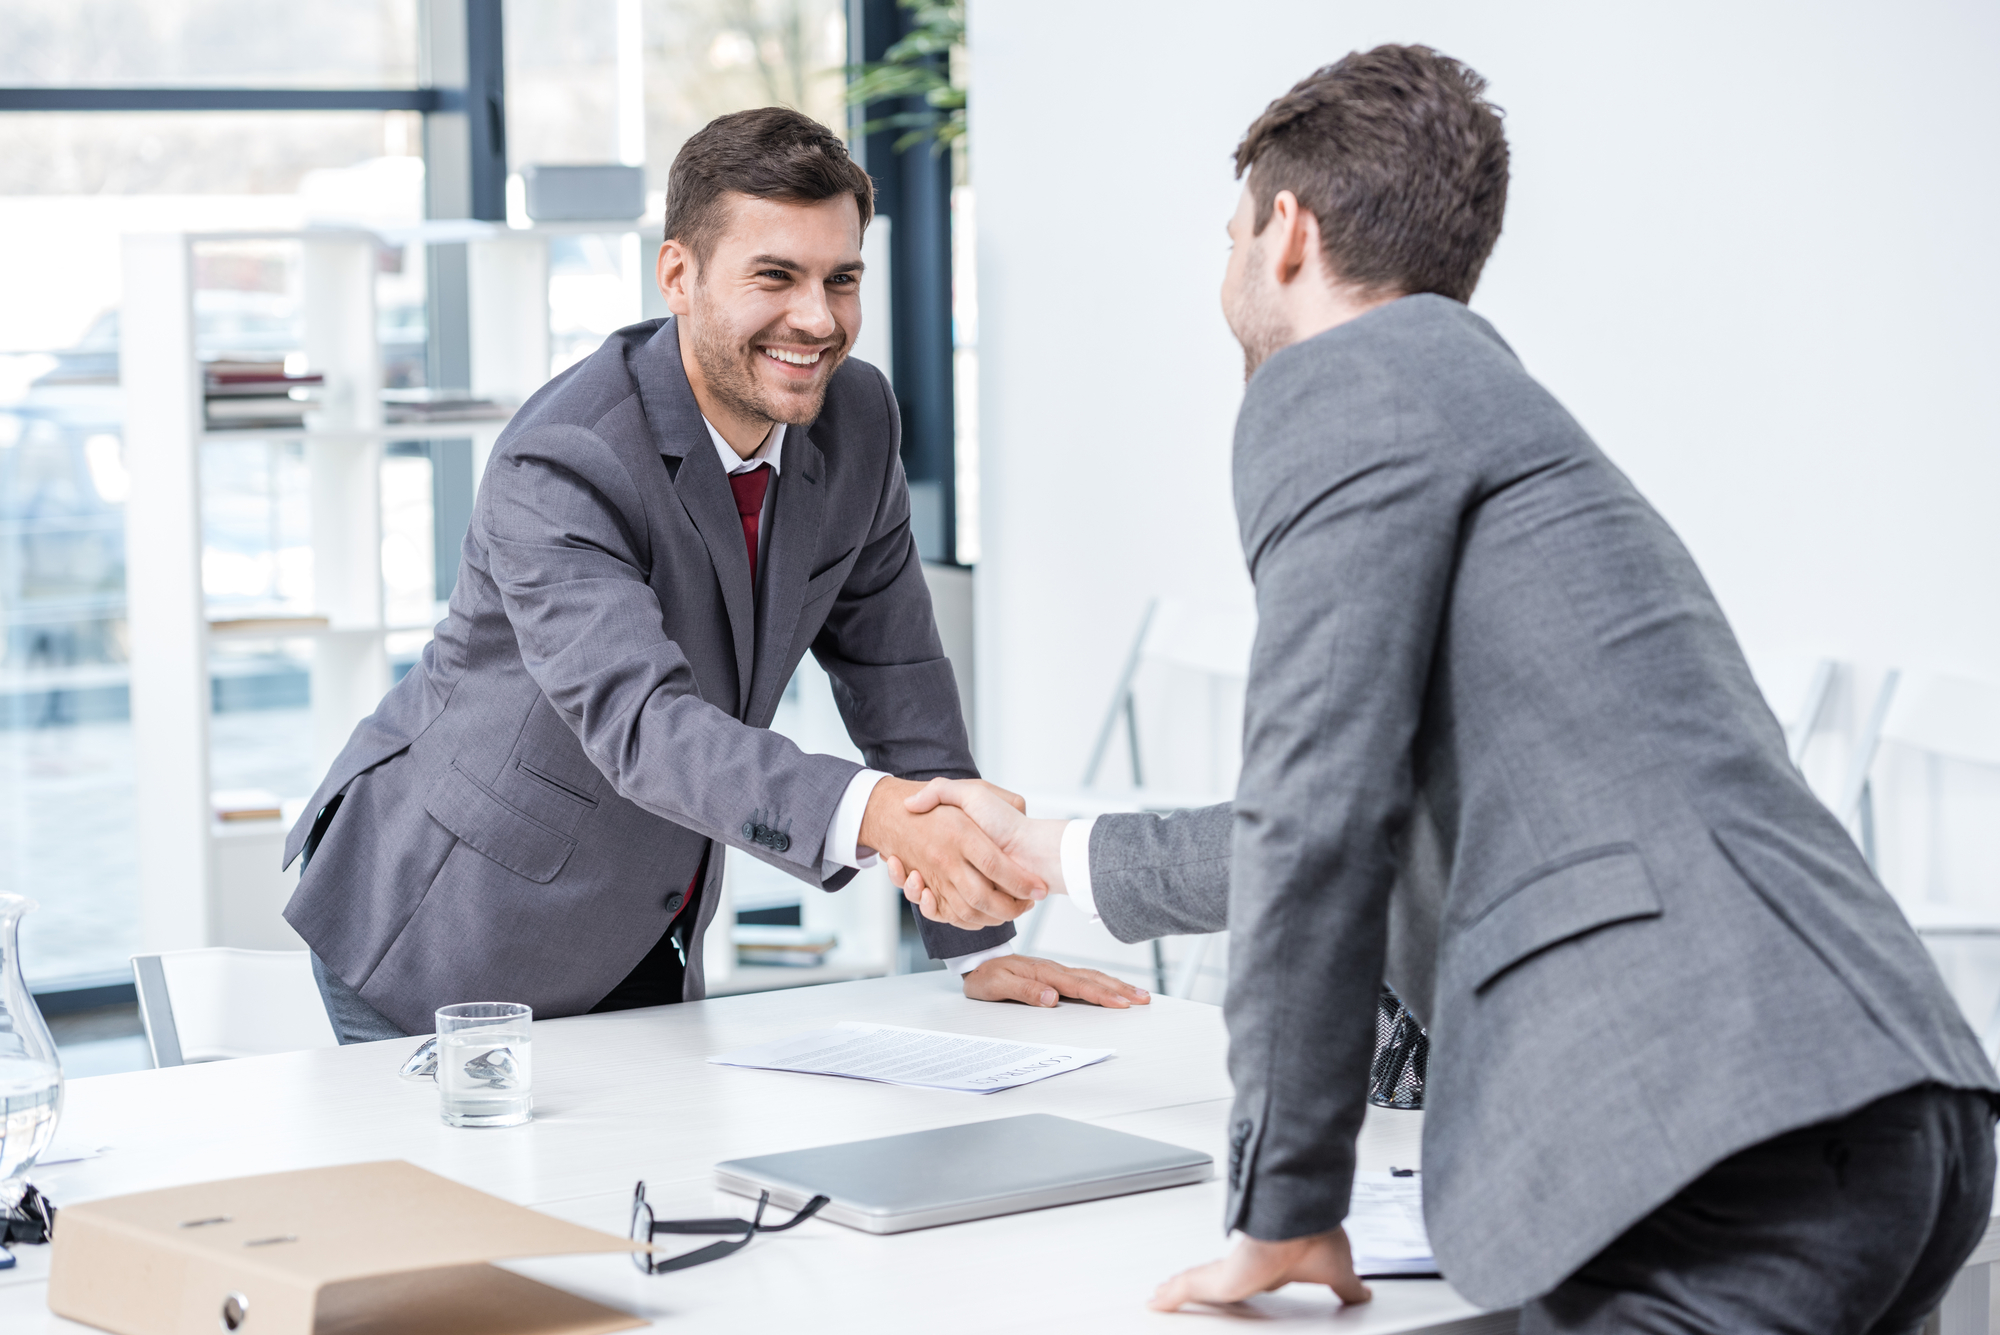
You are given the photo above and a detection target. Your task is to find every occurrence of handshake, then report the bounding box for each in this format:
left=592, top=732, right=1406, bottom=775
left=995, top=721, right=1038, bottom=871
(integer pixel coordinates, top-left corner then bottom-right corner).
left=856, top=776, right=1065, bottom=931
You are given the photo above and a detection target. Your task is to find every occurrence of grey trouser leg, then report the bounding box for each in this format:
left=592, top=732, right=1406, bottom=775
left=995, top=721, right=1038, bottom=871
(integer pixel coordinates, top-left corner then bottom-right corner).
left=1520, top=1084, right=1998, bottom=1335
left=309, top=951, right=409, bottom=1045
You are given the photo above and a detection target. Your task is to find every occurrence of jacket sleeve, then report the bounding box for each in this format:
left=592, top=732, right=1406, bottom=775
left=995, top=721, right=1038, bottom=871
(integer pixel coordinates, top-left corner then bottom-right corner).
left=811, top=366, right=1013, bottom=958
left=1088, top=804, right=1234, bottom=943
left=1223, top=359, right=1473, bottom=1242
left=479, top=422, right=861, bottom=886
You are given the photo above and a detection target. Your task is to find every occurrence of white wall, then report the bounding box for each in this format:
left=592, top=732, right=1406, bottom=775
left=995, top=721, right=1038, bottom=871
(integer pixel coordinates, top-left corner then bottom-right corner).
left=971, top=0, right=2000, bottom=804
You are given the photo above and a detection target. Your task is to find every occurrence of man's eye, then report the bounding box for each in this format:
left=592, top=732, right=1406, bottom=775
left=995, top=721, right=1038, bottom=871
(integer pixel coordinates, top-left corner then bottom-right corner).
left=760, top=270, right=790, bottom=281
left=829, top=274, right=856, bottom=286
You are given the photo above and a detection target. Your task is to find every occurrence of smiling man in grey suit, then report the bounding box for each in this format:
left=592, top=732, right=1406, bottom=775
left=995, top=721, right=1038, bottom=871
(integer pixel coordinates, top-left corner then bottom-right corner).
left=281, top=108, right=1143, bottom=1043
left=894, top=47, right=2000, bottom=1333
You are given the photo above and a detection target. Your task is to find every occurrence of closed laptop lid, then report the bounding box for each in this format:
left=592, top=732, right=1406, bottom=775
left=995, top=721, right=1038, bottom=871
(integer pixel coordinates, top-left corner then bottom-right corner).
left=715, top=1113, right=1213, bottom=1233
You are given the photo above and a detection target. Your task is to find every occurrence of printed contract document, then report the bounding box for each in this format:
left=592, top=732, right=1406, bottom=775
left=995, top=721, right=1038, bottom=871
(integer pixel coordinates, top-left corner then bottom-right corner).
left=708, top=1021, right=1114, bottom=1094
left=1345, top=1171, right=1438, bottom=1277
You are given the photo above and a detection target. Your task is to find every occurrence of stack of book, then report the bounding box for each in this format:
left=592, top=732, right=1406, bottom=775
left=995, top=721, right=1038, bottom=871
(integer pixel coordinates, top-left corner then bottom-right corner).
left=381, top=388, right=513, bottom=425
left=734, top=925, right=840, bottom=969
left=204, top=361, right=324, bottom=431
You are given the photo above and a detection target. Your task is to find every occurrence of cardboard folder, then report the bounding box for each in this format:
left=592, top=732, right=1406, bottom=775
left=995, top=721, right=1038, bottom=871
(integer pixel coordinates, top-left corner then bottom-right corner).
left=48, top=1160, right=647, bottom=1335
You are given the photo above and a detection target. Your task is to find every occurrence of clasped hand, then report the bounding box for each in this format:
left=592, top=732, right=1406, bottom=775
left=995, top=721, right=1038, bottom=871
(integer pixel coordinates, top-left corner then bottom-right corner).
left=856, top=776, right=1046, bottom=929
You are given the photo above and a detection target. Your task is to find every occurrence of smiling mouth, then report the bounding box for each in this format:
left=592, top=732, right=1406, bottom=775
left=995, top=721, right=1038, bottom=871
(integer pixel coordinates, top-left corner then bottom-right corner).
left=762, top=346, right=825, bottom=367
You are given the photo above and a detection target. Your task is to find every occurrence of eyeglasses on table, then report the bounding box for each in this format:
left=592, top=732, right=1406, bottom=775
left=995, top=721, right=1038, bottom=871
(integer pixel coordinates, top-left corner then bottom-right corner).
left=628, top=1179, right=830, bottom=1273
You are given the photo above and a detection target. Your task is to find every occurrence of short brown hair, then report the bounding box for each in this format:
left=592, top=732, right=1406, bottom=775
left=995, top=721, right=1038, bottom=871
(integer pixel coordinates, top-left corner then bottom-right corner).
left=664, top=107, right=875, bottom=264
left=1235, top=45, right=1508, bottom=303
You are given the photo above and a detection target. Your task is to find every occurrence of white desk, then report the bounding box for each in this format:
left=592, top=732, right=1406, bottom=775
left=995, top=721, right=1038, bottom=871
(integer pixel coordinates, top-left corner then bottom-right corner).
left=0, top=973, right=1513, bottom=1334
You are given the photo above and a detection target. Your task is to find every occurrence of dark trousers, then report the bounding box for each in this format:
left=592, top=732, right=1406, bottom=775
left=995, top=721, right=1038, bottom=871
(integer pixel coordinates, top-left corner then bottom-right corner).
left=301, top=795, right=695, bottom=1044
left=1521, top=1084, right=1998, bottom=1335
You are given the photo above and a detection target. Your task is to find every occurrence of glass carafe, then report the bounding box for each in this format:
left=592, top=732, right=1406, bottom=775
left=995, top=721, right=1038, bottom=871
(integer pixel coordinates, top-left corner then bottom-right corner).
left=0, top=895, right=62, bottom=1210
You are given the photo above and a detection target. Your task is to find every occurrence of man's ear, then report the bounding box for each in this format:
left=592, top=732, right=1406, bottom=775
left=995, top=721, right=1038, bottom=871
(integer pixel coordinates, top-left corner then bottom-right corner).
left=1269, top=190, right=1315, bottom=288
left=657, top=238, right=696, bottom=318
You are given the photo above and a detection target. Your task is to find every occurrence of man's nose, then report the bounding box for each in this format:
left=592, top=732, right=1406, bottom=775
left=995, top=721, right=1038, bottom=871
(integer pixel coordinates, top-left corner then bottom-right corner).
left=787, top=283, right=838, bottom=341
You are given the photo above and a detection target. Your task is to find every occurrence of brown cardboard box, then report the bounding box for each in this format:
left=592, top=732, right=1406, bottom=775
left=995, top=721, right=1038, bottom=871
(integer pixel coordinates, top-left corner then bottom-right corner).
left=48, top=1161, right=647, bottom=1335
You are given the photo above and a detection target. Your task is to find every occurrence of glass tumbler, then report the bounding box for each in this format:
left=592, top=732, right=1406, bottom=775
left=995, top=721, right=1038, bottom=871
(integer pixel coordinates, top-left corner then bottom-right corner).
left=435, top=1002, right=533, bottom=1128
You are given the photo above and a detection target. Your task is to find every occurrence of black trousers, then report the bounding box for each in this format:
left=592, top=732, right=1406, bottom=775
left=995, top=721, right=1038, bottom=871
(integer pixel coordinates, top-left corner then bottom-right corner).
left=589, top=850, right=706, bottom=1014
left=1521, top=1084, right=1998, bottom=1334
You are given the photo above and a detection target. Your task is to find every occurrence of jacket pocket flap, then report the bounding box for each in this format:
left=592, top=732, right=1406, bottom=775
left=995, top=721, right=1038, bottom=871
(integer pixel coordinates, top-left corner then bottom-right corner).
left=425, top=764, right=578, bottom=884
left=1457, top=846, right=1661, bottom=991
left=802, top=547, right=860, bottom=601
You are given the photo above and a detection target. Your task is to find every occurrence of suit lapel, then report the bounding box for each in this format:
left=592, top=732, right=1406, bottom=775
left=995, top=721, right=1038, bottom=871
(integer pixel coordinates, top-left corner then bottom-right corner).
left=747, top=425, right=828, bottom=724
left=632, top=320, right=756, bottom=713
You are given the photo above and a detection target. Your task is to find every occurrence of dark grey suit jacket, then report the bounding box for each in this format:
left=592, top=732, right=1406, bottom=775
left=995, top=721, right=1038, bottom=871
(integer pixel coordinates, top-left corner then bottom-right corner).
left=1087, top=295, right=1996, bottom=1309
left=282, top=318, right=1007, bottom=1034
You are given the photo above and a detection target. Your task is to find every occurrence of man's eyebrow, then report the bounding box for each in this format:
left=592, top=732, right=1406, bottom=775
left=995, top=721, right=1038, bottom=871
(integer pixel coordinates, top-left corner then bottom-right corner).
left=746, top=254, right=864, bottom=275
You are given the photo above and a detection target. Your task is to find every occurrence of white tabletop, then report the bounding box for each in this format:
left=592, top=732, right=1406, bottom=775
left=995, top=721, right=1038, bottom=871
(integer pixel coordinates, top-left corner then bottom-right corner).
left=0, top=972, right=1512, bottom=1334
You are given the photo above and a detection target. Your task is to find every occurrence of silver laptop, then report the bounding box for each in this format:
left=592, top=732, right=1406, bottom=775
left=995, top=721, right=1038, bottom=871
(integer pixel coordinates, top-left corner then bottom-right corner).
left=714, top=1113, right=1214, bottom=1234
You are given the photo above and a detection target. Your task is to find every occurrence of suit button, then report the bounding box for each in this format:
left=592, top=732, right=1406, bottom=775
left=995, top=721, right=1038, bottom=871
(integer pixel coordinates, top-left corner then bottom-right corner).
left=770, top=832, right=790, bottom=852
left=664, top=892, right=685, bottom=913
left=741, top=821, right=756, bottom=840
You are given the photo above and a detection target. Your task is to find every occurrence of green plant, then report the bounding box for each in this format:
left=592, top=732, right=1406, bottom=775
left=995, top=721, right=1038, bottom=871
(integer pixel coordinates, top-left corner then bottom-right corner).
left=844, top=0, right=964, bottom=154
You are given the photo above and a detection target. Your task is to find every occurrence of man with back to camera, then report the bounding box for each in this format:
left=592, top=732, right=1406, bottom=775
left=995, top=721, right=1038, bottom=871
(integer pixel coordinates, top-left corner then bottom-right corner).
left=891, top=46, right=2000, bottom=1332
left=281, top=107, right=1149, bottom=1042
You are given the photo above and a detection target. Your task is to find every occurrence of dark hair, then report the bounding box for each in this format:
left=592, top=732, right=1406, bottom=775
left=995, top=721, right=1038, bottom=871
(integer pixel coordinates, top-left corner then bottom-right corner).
left=663, top=107, right=875, bottom=264
left=1235, top=45, right=1508, bottom=303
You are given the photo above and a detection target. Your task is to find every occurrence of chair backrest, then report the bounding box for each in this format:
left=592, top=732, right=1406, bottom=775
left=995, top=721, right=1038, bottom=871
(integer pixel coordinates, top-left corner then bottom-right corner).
left=1137, top=598, right=1257, bottom=682
left=131, top=948, right=339, bottom=1066
left=1743, top=652, right=1839, bottom=768
left=1879, top=672, right=2000, bottom=767
left=1083, top=597, right=1256, bottom=794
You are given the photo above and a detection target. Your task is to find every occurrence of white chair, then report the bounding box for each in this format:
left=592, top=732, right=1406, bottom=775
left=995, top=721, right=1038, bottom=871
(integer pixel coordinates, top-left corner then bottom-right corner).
left=1743, top=651, right=1839, bottom=771
left=1834, top=671, right=2000, bottom=1053
left=1020, top=598, right=1254, bottom=997
left=130, top=947, right=339, bottom=1066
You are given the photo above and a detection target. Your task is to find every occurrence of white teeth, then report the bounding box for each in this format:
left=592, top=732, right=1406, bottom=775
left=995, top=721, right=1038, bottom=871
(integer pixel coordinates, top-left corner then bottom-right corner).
left=762, top=347, right=822, bottom=366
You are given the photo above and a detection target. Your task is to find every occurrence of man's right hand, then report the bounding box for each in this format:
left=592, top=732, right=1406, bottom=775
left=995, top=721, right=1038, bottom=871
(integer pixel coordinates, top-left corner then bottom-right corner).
left=886, top=778, right=1068, bottom=924
left=858, top=777, right=1045, bottom=930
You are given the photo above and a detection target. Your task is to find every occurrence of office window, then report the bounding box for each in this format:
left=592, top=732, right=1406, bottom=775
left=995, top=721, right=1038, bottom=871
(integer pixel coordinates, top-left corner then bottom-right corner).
left=0, top=2, right=425, bottom=986
left=506, top=0, right=848, bottom=379
left=0, top=2, right=418, bottom=89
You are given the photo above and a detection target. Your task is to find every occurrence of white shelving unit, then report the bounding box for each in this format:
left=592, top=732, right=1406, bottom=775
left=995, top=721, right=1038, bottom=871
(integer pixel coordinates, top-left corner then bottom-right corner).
left=122, top=226, right=555, bottom=954
left=119, top=221, right=909, bottom=990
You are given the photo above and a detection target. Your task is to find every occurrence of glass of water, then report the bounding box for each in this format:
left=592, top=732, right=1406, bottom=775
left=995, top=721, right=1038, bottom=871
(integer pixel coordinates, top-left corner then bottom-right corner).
left=435, top=1002, right=533, bottom=1128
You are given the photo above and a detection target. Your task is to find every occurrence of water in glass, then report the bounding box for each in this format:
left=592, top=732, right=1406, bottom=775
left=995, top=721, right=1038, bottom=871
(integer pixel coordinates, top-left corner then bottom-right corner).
left=435, top=1002, right=532, bottom=1128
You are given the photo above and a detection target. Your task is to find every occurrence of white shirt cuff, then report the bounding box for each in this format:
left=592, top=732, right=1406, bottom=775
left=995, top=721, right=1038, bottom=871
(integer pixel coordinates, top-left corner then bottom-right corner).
left=821, top=768, right=889, bottom=879
left=1060, top=816, right=1100, bottom=922
left=943, top=942, right=1017, bottom=976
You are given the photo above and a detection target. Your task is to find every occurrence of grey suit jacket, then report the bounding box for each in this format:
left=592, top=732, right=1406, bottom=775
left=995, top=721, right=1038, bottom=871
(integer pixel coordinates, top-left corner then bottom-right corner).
left=1088, top=295, right=1996, bottom=1309
left=282, top=318, right=1008, bottom=1034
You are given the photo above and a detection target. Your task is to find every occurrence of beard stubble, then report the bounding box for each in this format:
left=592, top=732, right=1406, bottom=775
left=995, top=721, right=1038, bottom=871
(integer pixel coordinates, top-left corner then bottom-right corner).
left=688, top=286, right=849, bottom=428
left=1225, top=239, right=1293, bottom=382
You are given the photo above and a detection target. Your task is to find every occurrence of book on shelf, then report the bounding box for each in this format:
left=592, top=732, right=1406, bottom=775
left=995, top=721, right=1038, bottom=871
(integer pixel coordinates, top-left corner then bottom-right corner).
left=734, top=925, right=839, bottom=968
left=203, top=360, right=325, bottom=431
left=381, top=388, right=514, bottom=424
left=212, top=788, right=283, bottom=823
left=207, top=613, right=331, bottom=637
left=203, top=361, right=326, bottom=394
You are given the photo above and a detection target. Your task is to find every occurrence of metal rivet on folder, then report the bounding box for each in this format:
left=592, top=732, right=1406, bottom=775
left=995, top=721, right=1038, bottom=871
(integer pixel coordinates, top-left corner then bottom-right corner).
left=179, top=1216, right=232, bottom=1228
left=243, top=1235, right=296, bottom=1247
left=220, top=1292, right=248, bottom=1330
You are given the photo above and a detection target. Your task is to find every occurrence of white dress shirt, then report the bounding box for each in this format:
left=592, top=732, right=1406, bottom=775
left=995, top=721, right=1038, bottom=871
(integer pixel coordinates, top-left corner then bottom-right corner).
left=703, top=419, right=998, bottom=976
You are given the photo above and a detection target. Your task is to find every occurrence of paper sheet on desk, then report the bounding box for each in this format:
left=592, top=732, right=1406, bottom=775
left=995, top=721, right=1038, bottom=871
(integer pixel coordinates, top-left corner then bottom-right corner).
left=708, top=1021, right=1113, bottom=1093
left=1346, top=1171, right=1439, bottom=1277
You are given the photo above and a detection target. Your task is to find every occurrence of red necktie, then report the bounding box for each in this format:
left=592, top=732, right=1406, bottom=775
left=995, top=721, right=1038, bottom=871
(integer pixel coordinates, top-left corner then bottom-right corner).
left=677, top=463, right=770, bottom=932
left=728, top=464, right=772, bottom=585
